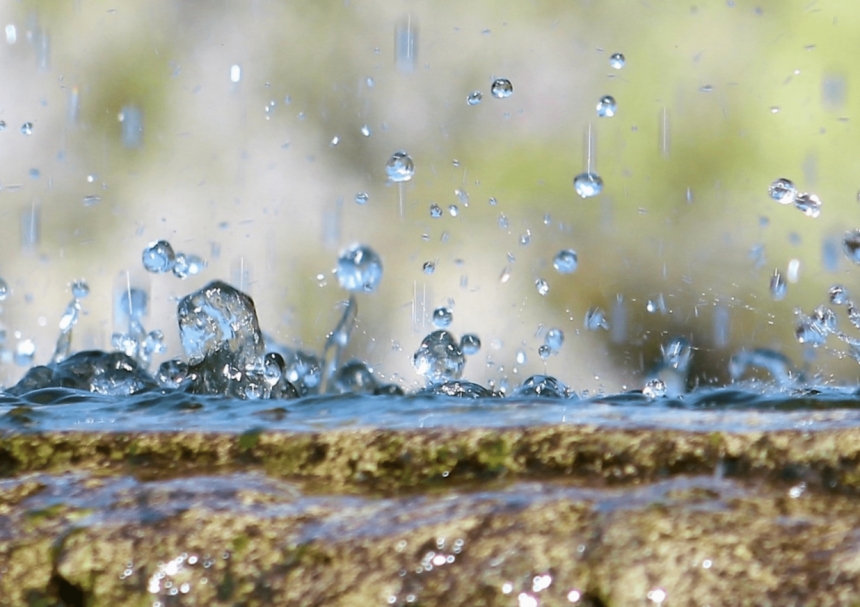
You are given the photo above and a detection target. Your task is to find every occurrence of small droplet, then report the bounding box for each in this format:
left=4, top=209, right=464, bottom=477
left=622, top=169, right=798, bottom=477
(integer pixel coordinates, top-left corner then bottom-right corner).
left=516, top=349, right=527, bottom=365
left=794, top=192, right=821, bottom=218
left=432, top=307, right=453, bottom=328
left=643, top=378, right=667, bottom=399
left=360, top=124, right=371, bottom=137
left=490, top=78, right=513, bottom=99
left=519, top=232, right=530, bottom=246
left=769, top=269, right=787, bottom=301
left=573, top=172, right=603, bottom=198
left=535, top=279, right=549, bottom=296
left=552, top=249, right=578, bottom=274
left=596, top=95, right=616, bottom=117
left=71, top=280, right=90, bottom=299
left=422, top=261, right=436, bottom=274
left=460, top=333, right=481, bottom=355
left=488, top=197, right=498, bottom=206
left=82, top=195, right=101, bottom=207
left=0, top=120, right=6, bottom=131
left=609, top=52, right=625, bottom=69
left=768, top=178, right=796, bottom=205
left=466, top=91, right=483, bottom=106
left=172, top=253, right=206, bottom=279
left=0, top=278, right=8, bottom=301
left=430, top=203, right=443, bottom=218
left=829, top=284, right=849, bottom=305
left=20, top=122, right=33, bottom=135
left=544, top=328, right=564, bottom=352
left=337, top=244, right=383, bottom=293
left=538, top=345, right=551, bottom=360
left=585, top=307, right=609, bottom=331
left=843, top=230, right=860, bottom=264
left=386, top=150, right=415, bottom=182
left=355, top=192, right=369, bottom=205
left=142, top=240, right=176, bottom=273
left=14, top=339, right=35, bottom=366
left=448, top=204, right=459, bottom=217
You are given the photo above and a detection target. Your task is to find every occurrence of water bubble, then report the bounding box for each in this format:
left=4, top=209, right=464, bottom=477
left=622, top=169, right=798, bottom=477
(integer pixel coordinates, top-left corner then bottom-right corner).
left=662, top=337, right=692, bottom=372
left=596, top=95, right=617, bottom=117
left=794, top=192, right=821, bottom=218
left=768, top=178, right=796, bottom=205
left=430, top=204, right=443, bottom=218
left=584, top=306, right=609, bottom=330
left=172, top=253, right=206, bottom=279
left=354, top=192, right=369, bottom=205
left=336, top=244, right=383, bottom=293
left=535, top=279, right=549, bottom=296
left=643, top=378, right=667, bottom=399
left=386, top=150, right=415, bottom=182
left=490, top=78, right=513, bottom=99
left=466, top=91, right=483, bottom=105
left=488, top=197, right=498, bottom=206
left=544, top=328, right=564, bottom=352
left=829, top=284, right=849, bottom=305
left=769, top=269, right=786, bottom=301
left=20, top=122, right=33, bottom=135
left=609, top=52, right=625, bottom=69
left=412, top=330, right=466, bottom=383
left=573, top=172, right=603, bottom=198
left=422, top=261, right=436, bottom=274
left=142, top=240, right=176, bottom=273
left=552, top=249, right=578, bottom=274
left=0, top=278, right=9, bottom=301
left=460, top=333, right=481, bottom=355
left=448, top=205, right=459, bottom=217
left=432, top=307, right=453, bottom=328
left=843, top=230, right=860, bottom=264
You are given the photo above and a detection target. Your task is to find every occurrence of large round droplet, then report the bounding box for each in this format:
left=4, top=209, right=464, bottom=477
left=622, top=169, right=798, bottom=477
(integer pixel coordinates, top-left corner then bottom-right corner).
left=573, top=172, right=603, bottom=198
left=412, top=330, right=465, bottom=384
left=768, top=178, right=796, bottom=205
left=596, top=95, right=616, bottom=117
left=142, top=240, right=176, bottom=273
left=386, top=150, right=414, bottom=182
left=843, top=230, right=860, bottom=264
left=553, top=249, right=578, bottom=274
left=336, top=244, right=383, bottom=293
left=432, top=307, right=453, bottom=328
left=609, top=53, right=626, bottom=69
left=460, top=333, right=481, bottom=355
left=490, top=78, right=513, bottom=99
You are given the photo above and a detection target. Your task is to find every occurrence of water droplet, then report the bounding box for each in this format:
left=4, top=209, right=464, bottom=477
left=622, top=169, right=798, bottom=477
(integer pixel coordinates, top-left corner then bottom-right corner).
left=466, top=91, right=483, bottom=105
left=0, top=278, right=8, bottom=301
left=490, top=78, right=513, bottom=99
left=412, top=330, right=465, bottom=383
left=386, top=150, right=414, bottom=182
left=769, top=269, right=787, bottom=301
left=538, top=345, right=551, bottom=360
left=0, top=120, right=6, bottom=131
left=360, top=124, right=371, bottom=137
left=662, top=337, right=692, bottom=372
left=516, top=349, right=527, bottom=365
left=488, top=197, right=498, bottom=206
left=14, top=339, right=35, bottom=366
left=535, top=279, right=549, bottom=296
left=430, top=203, right=443, bottom=218
left=844, top=230, right=860, bottom=264
left=142, top=240, right=176, bottom=273
left=794, top=192, right=821, bottom=218
left=20, top=122, right=32, bottom=135
left=329, top=135, right=340, bottom=147
left=796, top=315, right=827, bottom=347
left=71, top=280, right=89, bottom=299
left=460, top=333, right=481, bottom=355
left=336, top=244, right=383, bottom=293
left=355, top=192, right=369, bottom=205
left=432, top=307, right=453, bottom=328
left=519, top=232, right=531, bottom=246
left=82, top=195, right=101, bottom=207
left=829, top=284, right=849, bottom=305
left=768, top=178, right=796, bottom=205
left=423, top=261, right=436, bottom=274
left=172, top=253, right=206, bottom=279
left=609, top=52, right=625, bottom=69
left=544, top=328, right=564, bottom=352
left=643, top=378, right=667, bottom=399
left=455, top=189, right=469, bottom=205
left=498, top=214, right=509, bottom=229
left=585, top=306, right=609, bottom=331
left=573, top=172, right=603, bottom=198
left=552, top=249, right=578, bottom=274
left=448, top=204, right=459, bottom=217
left=596, top=95, right=616, bottom=117
left=230, top=64, right=241, bottom=83
left=646, top=294, right=667, bottom=314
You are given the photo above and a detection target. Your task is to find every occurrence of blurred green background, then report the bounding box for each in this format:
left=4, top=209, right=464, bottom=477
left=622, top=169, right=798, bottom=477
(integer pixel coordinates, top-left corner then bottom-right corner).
left=0, top=0, right=858, bottom=392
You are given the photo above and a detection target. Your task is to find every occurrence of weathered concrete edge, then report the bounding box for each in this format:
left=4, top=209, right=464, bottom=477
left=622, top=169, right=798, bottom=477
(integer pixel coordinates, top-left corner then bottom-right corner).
left=1, top=425, right=857, bottom=491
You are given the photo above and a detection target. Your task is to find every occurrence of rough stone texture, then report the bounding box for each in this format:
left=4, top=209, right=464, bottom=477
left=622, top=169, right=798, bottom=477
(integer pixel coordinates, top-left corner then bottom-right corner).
left=2, top=425, right=860, bottom=605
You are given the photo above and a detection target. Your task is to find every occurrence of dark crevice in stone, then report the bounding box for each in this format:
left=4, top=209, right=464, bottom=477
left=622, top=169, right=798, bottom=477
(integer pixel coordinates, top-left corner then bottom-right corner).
left=50, top=573, right=86, bottom=607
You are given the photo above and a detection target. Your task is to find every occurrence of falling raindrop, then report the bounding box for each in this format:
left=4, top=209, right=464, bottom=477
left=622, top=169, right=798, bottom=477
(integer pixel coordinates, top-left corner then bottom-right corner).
left=142, top=240, right=176, bottom=274
left=829, top=284, right=849, bottom=305
left=460, top=333, right=481, bottom=355
left=448, top=205, right=459, bottom=217
left=535, top=279, right=549, bottom=296
left=432, top=307, right=453, bottom=328
left=430, top=204, right=443, bottom=218
left=573, top=172, right=603, bottom=198
left=609, top=52, right=625, bottom=69
left=466, top=91, right=483, bottom=105
left=422, top=261, right=436, bottom=274
left=585, top=307, right=609, bottom=331
left=490, top=78, right=513, bottom=99
left=355, top=192, right=369, bottom=205
left=336, top=244, right=383, bottom=293
left=794, top=192, right=821, bottom=218
left=768, top=178, right=796, bottom=205
left=0, top=278, right=8, bottom=301
left=552, top=249, right=578, bottom=274
left=360, top=124, right=371, bottom=137
left=844, top=230, right=860, bottom=264
left=386, top=150, right=415, bottom=182
left=71, top=280, right=90, bottom=299
left=20, top=122, right=33, bottom=135
left=769, top=269, right=787, bottom=301
left=544, top=328, right=564, bottom=352
left=172, top=253, right=206, bottom=279
left=596, top=95, right=616, bottom=117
